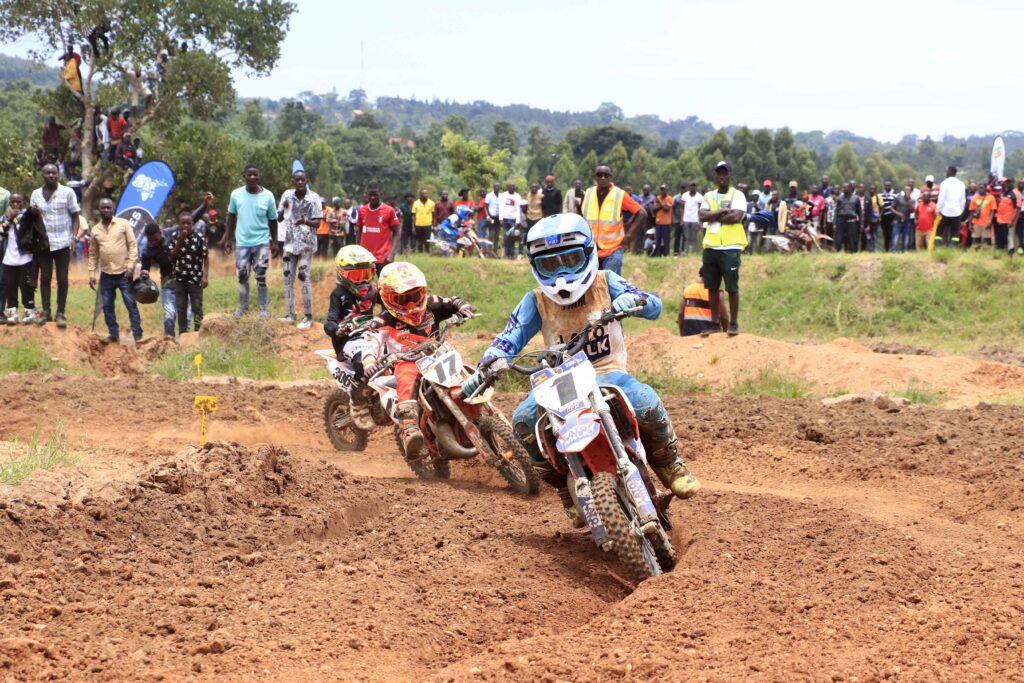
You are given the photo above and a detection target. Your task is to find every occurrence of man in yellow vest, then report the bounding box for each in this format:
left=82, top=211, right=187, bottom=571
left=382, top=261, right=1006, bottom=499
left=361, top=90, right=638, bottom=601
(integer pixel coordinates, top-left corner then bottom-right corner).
left=698, top=161, right=747, bottom=337
left=579, top=164, right=647, bottom=274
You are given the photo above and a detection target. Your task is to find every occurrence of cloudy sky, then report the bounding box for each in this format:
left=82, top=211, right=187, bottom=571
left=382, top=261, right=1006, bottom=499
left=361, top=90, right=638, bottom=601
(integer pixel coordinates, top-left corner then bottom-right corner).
left=11, top=0, right=1014, bottom=142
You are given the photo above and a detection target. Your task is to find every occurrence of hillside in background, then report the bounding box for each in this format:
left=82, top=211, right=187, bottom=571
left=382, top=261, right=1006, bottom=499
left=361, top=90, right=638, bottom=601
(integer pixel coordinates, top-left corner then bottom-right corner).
left=0, top=52, right=1019, bottom=210
left=0, top=54, right=57, bottom=87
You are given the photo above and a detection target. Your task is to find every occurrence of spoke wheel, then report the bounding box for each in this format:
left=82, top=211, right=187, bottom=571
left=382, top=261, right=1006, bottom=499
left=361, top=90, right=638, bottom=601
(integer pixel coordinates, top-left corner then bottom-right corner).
left=477, top=416, right=540, bottom=495
left=591, top=471, right=662, bottom=583
left=323, top=389, right=369, bottom=452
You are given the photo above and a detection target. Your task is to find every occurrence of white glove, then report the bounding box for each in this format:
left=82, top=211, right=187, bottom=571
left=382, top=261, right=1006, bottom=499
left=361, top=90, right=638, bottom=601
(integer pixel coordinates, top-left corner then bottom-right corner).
left=612, top=293, right=644, bottom=314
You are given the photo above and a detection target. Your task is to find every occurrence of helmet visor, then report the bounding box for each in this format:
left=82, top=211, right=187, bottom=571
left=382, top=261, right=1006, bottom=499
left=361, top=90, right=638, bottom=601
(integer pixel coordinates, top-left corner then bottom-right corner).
left=340, top=265, right=375, bottom=285
left=532, top=247, right=587, bottom=279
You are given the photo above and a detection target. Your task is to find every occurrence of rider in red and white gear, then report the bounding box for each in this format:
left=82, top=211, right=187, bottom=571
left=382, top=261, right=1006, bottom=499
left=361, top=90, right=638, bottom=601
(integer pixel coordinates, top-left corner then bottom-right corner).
left=361, top=262, right=474, bottom=458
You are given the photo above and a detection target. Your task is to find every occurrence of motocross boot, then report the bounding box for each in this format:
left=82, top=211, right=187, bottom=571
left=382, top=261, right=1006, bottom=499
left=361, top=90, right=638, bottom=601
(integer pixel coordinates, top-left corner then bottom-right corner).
left=649, top=439, right=701, bottom=499
left=556, top=486, right=587, bottom=529
left=516, top=421, right=587, bottom=528
left=396, top=400, right=424, bottom=460
left=349, top=389, right=375, bottom=431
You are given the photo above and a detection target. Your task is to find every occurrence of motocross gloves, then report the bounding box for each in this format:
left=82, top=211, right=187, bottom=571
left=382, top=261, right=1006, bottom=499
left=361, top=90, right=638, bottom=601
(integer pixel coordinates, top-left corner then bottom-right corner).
left=612, top=292, right=644, bottom=314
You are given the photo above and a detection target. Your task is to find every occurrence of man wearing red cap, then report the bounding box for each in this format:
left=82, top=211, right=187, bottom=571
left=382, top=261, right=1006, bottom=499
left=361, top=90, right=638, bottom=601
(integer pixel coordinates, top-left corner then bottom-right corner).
left=540, top=175, right=562, bottom=217
left=757, top=179, right=773, bottom=209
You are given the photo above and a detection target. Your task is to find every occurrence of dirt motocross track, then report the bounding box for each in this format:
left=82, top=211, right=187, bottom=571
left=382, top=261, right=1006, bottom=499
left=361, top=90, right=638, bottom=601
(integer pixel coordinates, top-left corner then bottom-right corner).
left=1, top=369, right=1022, bottom=682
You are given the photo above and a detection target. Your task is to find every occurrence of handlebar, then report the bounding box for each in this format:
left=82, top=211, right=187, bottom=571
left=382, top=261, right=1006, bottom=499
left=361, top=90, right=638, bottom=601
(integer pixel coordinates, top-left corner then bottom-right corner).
left=459, top=304, right=643, bottom=400
left=367, top=312, right=476, bottom=380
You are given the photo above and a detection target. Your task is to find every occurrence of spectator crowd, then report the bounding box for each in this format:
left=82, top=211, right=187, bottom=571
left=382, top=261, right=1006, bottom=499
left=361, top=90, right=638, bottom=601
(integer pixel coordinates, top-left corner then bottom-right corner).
left=1, top=156, right=1018, bottom=345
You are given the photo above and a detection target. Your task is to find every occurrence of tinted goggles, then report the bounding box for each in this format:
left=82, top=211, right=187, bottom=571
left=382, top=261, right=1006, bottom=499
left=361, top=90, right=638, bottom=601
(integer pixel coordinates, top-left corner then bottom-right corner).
left=341, top=266, right=375, bottom=284
left=532, top=247, right=587, bottom=279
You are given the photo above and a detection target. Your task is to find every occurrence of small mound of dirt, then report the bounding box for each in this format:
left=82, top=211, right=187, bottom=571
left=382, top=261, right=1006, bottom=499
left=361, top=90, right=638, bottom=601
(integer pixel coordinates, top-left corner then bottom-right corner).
left=0, top=442, right=390, bottom=679
left=627, top=327, right=1024, bottom=407
left=871, top=341, right=941, bottom=356
left=970, top=344, right=1024, bottom=368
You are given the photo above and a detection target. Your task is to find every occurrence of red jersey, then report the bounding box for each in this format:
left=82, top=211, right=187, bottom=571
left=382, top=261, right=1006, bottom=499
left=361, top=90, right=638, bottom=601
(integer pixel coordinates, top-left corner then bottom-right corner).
left=915, top=199, right=936, bottom=232
left=357, top=203, right=400, bottom=263
left=476, top=198, right=487, bottom=222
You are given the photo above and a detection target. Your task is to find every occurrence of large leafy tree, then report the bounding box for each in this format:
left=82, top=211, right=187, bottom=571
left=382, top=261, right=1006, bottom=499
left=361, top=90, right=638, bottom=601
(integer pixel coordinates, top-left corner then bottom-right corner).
left=565, top=125, right=644, bottom=160
left=0, top=0, right=296, bottom=212
left=441, top=132, right=509, bottom=191
left=489, top=120, right=519, bottom=156
left=827, top=142, right=862, bottom=185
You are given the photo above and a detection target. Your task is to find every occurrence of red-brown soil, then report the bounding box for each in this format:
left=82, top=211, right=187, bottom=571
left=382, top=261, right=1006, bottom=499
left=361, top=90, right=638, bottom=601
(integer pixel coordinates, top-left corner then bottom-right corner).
left=1, top=373, right=1022, bottom=681
left=628, top=327, right=1024, bottom=407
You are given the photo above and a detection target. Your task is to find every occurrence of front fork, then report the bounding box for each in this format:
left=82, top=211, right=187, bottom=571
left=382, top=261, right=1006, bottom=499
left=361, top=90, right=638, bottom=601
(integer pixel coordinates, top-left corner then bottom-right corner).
left=592, top=391, right=660, bottom=532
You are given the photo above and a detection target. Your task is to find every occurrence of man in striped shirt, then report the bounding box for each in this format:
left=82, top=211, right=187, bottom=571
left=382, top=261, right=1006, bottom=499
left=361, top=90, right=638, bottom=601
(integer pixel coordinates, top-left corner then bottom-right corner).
left=29, top=164, right=80, bottom=327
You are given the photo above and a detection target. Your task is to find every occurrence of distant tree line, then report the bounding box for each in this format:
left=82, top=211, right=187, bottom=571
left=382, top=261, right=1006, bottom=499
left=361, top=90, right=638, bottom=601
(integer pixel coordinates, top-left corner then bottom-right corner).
left=0, top=70, right=1019, bottom=219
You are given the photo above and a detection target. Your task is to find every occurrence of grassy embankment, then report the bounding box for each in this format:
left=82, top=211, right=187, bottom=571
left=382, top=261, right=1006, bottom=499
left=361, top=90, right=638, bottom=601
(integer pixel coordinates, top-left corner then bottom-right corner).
left=3, top=249, right=1021, bottom=385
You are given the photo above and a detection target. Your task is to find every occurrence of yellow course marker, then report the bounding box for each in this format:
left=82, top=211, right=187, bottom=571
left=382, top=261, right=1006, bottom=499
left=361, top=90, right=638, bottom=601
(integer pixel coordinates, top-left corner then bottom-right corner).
left=194, top=353, right=204, bottom=381
left=194, top=396, right=219, bottom=445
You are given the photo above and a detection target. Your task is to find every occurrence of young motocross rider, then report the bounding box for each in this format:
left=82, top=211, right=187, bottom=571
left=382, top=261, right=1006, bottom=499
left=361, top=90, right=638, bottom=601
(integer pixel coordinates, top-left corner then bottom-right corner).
left=361, top=261, right=475, bottom=459
left=460, top=213, right=700, bottom=526
left=323, top=245, right=379, bottom=430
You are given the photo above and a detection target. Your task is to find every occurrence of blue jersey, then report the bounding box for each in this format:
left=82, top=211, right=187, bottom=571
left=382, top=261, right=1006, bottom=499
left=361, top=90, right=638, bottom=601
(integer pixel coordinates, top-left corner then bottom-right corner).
left=483, top=272, right=661, bottom=363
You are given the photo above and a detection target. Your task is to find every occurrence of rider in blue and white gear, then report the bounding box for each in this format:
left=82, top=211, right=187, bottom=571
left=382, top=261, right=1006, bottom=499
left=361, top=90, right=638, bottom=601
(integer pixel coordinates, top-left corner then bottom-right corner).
left=462, top=213, right=699, bottom=526
left=438, top=205, right=475, bottom=246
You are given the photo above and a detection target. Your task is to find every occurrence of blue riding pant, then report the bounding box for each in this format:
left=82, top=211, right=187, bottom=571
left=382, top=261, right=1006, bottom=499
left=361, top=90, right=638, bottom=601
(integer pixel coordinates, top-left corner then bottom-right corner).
left=511, top=370, right=673, bottom=464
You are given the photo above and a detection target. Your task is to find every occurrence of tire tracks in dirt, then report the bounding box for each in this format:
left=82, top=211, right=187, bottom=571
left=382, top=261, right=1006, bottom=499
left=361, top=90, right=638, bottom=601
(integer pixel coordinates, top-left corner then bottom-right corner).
left=0, top=376, right=1021, bottom=680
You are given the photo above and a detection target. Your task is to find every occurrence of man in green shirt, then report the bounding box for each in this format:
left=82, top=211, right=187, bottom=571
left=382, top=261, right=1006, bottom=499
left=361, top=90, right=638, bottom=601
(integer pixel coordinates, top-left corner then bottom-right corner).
left=397, top=192, right=415, bottom=254
left=698, top=161, right=747, bottom=337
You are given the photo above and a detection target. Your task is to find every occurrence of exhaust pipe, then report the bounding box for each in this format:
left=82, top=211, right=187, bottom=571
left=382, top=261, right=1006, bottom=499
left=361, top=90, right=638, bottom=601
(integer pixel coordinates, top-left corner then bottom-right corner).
left=434, top=422, right=478, bottom=460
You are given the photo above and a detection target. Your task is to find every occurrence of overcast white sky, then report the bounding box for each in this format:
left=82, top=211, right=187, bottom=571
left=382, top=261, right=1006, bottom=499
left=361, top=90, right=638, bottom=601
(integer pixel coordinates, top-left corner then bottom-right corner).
left=10, top=0, right=1015, bottom=142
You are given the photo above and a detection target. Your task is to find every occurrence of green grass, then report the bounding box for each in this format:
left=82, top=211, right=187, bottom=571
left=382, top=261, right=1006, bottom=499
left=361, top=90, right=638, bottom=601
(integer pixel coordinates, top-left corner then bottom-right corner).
left=893, top=379, right=948, bottom=406
left=635, top=369, right=710, bottom=395
left=0, top=422, right=78, bottom=486
left=982, top=394, right=1024, bottom=406
left=0, top=340, right=63, bottom=373
left=405, top=250, right=1024, bottom=353
left=149, top=316, right=309, bottom=381
left=731, top=366, right=811, bottom=399
left=44, top=249, right=1024, bottom=383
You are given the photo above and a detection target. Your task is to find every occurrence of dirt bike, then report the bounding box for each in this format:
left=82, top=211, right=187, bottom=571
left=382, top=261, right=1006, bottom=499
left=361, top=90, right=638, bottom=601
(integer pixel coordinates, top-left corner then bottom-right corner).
left=454, top=229, right=498, bottom=259
left=464, top=306, right=676, bottom=582
left=315, top=316, right=390, bottom=452
left=367, top=314, right=540, bottom=494
left=430, top=227, right=498, bottom=259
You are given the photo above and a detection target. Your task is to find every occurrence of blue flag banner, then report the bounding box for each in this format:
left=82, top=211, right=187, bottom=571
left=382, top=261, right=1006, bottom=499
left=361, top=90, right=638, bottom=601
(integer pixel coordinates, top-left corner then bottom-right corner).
left=116, top=160, right=176, bottom=238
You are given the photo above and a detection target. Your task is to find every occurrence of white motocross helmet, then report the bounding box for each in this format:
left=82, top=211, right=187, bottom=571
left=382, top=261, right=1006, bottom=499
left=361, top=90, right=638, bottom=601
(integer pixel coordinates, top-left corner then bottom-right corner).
left=525, top=213, right=598, bottom=305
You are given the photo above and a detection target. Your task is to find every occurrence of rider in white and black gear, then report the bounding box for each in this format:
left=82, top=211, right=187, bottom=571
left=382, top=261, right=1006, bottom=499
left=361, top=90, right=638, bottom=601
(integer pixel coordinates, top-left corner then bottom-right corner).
left=323, top=244, right=379, bottom=430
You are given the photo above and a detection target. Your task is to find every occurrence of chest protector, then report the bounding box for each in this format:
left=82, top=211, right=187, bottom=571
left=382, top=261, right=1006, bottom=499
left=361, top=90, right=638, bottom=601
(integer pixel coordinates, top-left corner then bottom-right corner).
left=533, top=271, right=627, bottom=373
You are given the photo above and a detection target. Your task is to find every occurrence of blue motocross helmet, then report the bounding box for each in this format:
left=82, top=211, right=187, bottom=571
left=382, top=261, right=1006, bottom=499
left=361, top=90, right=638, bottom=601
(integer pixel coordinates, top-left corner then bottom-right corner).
left=526, top=213, right=598, bottom=305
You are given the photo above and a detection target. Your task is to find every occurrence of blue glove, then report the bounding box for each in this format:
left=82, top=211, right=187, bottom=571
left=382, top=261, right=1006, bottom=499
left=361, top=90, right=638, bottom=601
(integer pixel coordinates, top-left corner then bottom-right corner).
left=460, top=370, right=484, bottom=399
left=612, top=293, right=644, bottom=314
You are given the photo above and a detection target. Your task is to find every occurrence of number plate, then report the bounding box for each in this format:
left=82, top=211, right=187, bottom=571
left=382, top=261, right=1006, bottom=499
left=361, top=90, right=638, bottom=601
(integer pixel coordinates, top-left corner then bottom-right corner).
left=416, top=341, right=464, bottom=388
left=555, top=411, right=601, bottom=453
left=531, top=352, right=595, bottom=417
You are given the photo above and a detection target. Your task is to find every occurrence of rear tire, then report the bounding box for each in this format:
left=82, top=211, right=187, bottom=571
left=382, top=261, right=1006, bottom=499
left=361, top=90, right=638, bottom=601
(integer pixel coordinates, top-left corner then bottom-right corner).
left=477, top=415, right=540, bottom=495
left=591, top=471, right=661, bottom=583
left=323, top=389, right=369, bottom=452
